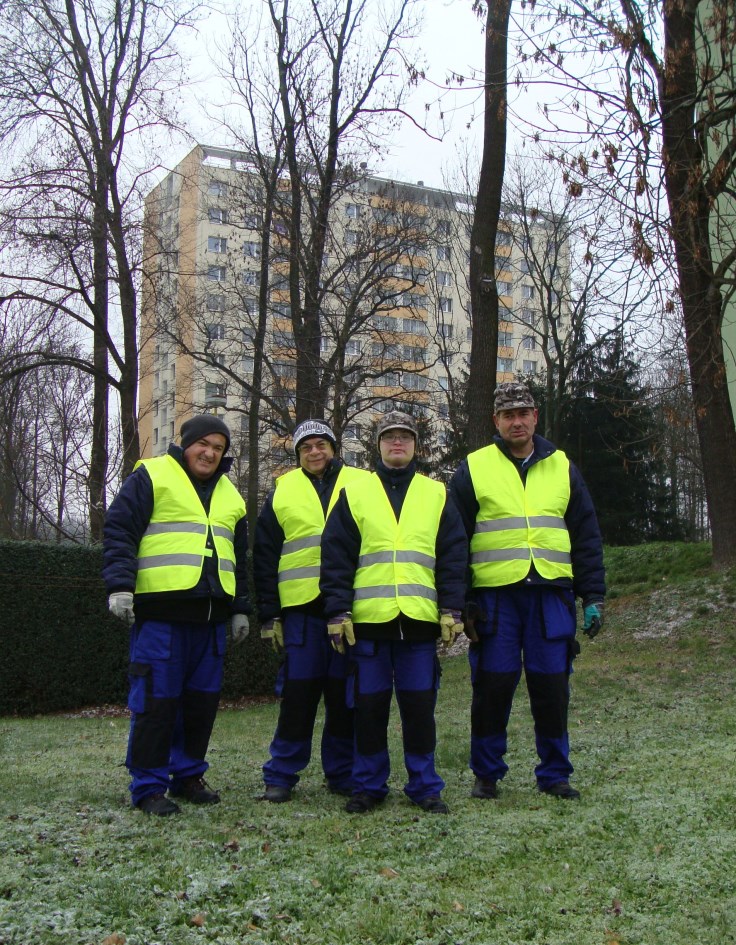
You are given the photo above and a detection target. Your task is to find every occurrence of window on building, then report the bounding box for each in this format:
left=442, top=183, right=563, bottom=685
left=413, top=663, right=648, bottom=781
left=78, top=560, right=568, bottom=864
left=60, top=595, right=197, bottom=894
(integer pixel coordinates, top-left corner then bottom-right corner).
left=496, top=230, right=512, bottom=247
left=274, top=361, right=297, bottom=379
left=345, top=339, right=361, bottom=356
left=519, top=258, right=530, bottom=274
left=438, top=403, right=449, bottom=419
left=497, top=280, right=513, bottom=296
left=272, top=303, right=292, bottom=318
left=208, top=208, right=228, bottom=224
left=522, top=284, right=534, bottom=299
left=344, top=424, right=360, bottom=439
left=437, top=270, right=452, bottom=287
left=345, top=229, right=359, bottom=245
left=242, top=356, right=254, bottom=374
left=521, top=308, right=536, bottom=325
left=437, top=219, right=451, bottom=238
left=207, top=265, right=226, bottom=282
left=523, top=360, right=538, bottom=374
left=206, top=295, right=225, bottom=312
left=208, top=236, right=227, bottom=254
left=244, top=212, right=262, bottom=229
left=274, top=328, right=295, bottom=347
left=403, top=345, right=426, bottom=363
left=522, top=335, right=537, bottom=350
left=243, top=270, right=260, bottom=287
left=437, top=245, right=451, bottom=262
left=403, top=373, right=428, bottom=390
left=344, top=449, right=360, bottom=466
left=346, top=203, right=360, bottom=218
left=208, top=180, right=228, bottom=197
left=498, top=330, right=513, bottom=347
left=438, top=376, right=449, bottom=391
left=244, top=241, right=261, bottom=258
left=206, top=323, right=225, bottom=340
left=439, top=297, right=453, bottom=315
left=205, top=381, right=227, bottom=402
left=497, top=357, right=514, bottom=372
left=153, top=427, right=159, bottom=445
left=271, top=272, right=289, bottom=292
left=438, top=322, right=454, bottom=340
left=153, top=399, right=159, bottom=416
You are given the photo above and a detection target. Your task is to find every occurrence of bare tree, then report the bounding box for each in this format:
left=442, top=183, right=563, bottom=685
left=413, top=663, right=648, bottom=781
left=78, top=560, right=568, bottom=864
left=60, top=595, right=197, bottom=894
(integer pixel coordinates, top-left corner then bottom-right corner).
left=0, top=0, right=199, bottom=539
left=512, top=0, right=736, bottom=564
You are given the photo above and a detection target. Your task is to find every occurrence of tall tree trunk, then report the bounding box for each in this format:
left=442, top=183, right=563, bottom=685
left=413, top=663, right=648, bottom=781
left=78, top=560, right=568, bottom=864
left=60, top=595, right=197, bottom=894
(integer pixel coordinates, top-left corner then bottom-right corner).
left=660, top=0, right=736, bottom=566
left=466, top=0, right=512, bottom=451
left=88, top=195, right=109, bottom=542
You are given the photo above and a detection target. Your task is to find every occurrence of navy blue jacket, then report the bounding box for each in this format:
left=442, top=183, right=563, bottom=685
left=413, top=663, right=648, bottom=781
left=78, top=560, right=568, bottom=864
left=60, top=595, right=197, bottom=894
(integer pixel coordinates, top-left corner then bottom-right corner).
left=102, top=444, right=251, bottom=624
left=253, top=458, right=350, bottom=622
left=449, top=433, right=605, bottom=603
left=320, top=459, right=468, bottom=642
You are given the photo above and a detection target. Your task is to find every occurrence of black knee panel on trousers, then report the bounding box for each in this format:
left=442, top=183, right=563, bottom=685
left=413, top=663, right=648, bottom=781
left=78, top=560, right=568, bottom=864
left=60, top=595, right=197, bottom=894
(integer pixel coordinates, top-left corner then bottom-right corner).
left=182, top=689, right=221, bottom=761
left=396, top=688, right=436, bottom=754
left=129, top=695, right=179, bottom=769
left=526, top=671, right=569, bottom=738
left=323, top=675, right=353, bottom=740
left=354, top=689, right=392, bottom=755
left=471, top=670, right=519, bottom=737
left=278, top=677, right=323, bottom=741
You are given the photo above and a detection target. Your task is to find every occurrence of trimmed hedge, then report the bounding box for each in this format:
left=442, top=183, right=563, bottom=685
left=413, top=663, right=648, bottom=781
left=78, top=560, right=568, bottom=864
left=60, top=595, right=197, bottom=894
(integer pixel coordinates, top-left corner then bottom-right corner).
left=0, top=540, right=278, bottom=716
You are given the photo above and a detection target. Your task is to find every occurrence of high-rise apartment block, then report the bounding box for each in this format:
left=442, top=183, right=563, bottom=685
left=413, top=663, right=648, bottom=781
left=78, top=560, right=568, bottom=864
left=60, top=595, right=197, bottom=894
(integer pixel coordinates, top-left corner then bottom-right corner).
left=139, top=145, right=569, bottom=482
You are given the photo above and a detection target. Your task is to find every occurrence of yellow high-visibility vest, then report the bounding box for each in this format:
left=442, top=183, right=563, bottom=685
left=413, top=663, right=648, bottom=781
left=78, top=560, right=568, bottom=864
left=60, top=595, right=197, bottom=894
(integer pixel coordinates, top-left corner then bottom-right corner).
left=134, top=455, right=246, bottom=596
left=273, top=465, right=369, bottom=608
left=467, top=444, right=572, bottom=587
left=343, top=472, right=446, bottom=624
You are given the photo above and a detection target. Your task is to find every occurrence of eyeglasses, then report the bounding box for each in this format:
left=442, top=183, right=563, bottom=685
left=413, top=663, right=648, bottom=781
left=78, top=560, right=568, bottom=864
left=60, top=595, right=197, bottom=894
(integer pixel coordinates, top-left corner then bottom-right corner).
left=299, top=440, right=331, bottom=453
left=381, top=431, right=414, bottom=443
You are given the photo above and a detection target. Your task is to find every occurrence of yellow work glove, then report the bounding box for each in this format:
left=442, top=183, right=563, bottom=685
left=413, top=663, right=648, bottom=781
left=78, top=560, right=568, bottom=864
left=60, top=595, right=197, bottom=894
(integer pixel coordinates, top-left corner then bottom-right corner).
left=439, top=610, right=463, bottom=646
left=260, top=618, right=284, bottom=654
left=328, top=613, right=355, bottom=654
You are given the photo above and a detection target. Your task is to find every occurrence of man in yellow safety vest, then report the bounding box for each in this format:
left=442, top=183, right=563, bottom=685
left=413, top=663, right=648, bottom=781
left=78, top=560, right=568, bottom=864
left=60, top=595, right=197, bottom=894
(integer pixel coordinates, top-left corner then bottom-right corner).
left=320, top=411, right=467, bottom=814
left=103, top=414, right=250, bottom=815
left=254, top=420, right=369, bottom=802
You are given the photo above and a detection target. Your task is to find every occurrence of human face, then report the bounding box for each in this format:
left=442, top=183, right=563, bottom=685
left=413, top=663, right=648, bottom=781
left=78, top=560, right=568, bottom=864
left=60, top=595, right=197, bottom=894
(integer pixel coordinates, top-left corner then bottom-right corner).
left=298, top=436, right=335, bottom=477
left=493, top=407, right=538, bottom=457
left=183, top=433, right=228, bottom=481
left=379, top=429, right=416, bottom=468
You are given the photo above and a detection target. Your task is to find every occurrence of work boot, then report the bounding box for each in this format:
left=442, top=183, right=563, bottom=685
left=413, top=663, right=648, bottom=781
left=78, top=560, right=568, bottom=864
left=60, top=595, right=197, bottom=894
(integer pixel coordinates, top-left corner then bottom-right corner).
left=345, top=792, right=382, bottom=813
left=327, top=782, right=353, bottom=797
left=414, top=794, right=449, bottom=814
left=539, top=780, right=580, bottom=800
left=470, top=777, right=498, bottom=799
left=170, top=776, right=220, bottom=804
left=263, top=784, right=292, bottom=803
left=137, top=793, right=181, bottom=816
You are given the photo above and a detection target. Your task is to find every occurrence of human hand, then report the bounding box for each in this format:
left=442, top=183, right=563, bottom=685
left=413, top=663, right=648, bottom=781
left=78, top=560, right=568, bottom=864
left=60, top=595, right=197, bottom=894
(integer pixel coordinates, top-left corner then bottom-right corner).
left=230, top=614, right=250, bottom=644
left=439, top=610, right=463, bottom=646
left=260, top=618, right=284, bottom=653
left=108, top=591, right=135, bottom=627
left=328, top=613, right=355, bottom=654
left=582, top=601, right=604, bottom=638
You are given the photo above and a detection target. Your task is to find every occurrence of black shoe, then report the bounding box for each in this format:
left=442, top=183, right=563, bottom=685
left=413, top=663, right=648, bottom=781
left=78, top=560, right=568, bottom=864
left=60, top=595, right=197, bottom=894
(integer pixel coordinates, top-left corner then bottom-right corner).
left=345, top=792, right=382, bottom=813
left=170, top=776, right=220, bottom=805
left=471, top=777, right=498, bottom=800
left=263, top=784, right=292, bottom=803
left=138, top=793, right=181, bottom=816
left=327, top=783, right=353, bottom=797
left=415, top=794, right=449, bottom=814
left=539, top=780, right=580, bottom=800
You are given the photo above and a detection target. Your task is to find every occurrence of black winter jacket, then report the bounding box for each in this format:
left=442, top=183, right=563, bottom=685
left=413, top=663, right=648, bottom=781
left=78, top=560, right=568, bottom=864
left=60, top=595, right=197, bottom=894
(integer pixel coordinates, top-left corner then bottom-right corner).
left=252, top=458, right=350, bottom=622
left=449, top=433, right=605, bottom=603
left=102, top=444, right=251, bottom=624
left=320, top=460, right=468, bottom=642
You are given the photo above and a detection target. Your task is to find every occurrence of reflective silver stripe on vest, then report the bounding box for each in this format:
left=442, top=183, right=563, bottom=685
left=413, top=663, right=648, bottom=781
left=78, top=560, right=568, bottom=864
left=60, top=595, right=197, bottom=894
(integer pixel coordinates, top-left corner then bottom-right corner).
left=138, top=553, right=204, bottom=569
left=475, top=515, right=566, bottom=533
left=533, top=548, right=572, bottom=564
left=220, top=559, right=235, bottom=573
left=353, top=584, right=438, bottom=602
left=277, top=565, right=321, bottom=583
left=471, top=549, right=531, bottom=564
left=143, top=522, right=208, bottom=537
left=211, top=525, right=235, bottom=542
left=475, top=517, right=527, bottom=533
left=282, top=534, right=321, bottom=556
left=357, top=550, right=436, bottom=569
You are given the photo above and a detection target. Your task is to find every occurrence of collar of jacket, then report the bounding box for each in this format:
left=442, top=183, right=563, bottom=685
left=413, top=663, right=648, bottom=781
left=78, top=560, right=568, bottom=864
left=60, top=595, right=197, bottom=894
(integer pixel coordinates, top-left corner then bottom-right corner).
left=298, top=456, right=344, bottom=484
left=492, top=432, right=556, bottom=468
left=374, top=457, right=417, bottom=486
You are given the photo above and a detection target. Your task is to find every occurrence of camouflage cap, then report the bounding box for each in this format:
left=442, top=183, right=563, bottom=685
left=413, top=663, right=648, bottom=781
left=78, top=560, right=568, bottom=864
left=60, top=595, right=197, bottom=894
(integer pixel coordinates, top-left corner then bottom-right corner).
left=375, top=410, right=418, bottom=445
left=493, top=382, right=536, bottom=413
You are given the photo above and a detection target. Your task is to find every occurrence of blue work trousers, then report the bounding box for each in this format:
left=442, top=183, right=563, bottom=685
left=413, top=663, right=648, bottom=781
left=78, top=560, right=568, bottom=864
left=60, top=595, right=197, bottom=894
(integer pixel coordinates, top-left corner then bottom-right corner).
left=469, top=585, right=577, bottom=788
left=126, top=619, right=225, bottom=806
left=263, top=612, right=353, bottom=792
left=347, top=638, right=444, bottom=802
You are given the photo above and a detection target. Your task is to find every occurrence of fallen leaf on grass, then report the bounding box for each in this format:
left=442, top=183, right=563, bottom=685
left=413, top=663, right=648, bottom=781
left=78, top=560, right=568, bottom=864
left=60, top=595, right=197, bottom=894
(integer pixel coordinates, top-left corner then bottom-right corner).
left=102, top=935, right=126, bottom=945
left=453, top=901, right=464, bottom=912
left=190, top=912, right=206, bottom=927
left=223, top=838, right=240, bottom=852
left=311, top=878, right=322, bottom=887
left=262, top=841, right=271, bottom=853
left=379, top=867, right=399, bottom=878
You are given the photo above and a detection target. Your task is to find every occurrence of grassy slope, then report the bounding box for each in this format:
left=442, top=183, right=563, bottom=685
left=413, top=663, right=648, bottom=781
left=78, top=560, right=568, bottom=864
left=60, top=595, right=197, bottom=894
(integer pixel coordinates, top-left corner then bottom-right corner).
left=1, top=543, right=735, bottom=945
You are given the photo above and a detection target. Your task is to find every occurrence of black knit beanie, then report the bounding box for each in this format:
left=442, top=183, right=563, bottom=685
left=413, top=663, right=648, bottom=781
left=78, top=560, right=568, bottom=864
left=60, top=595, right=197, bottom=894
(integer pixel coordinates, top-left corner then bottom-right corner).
left=180, top=415, right=231, bottom=453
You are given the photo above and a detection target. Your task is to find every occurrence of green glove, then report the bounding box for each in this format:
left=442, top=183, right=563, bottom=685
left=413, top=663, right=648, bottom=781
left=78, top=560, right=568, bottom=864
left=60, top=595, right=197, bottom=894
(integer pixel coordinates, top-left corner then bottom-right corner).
left=328, top=613, right=355, bottom=654
left=230, top=614, right=250, bottom=644
left=439, top=610, right=463, bottom=646
left=582, top=602, right=604, bottom=639
left=261, top=618, right=284, bottom=653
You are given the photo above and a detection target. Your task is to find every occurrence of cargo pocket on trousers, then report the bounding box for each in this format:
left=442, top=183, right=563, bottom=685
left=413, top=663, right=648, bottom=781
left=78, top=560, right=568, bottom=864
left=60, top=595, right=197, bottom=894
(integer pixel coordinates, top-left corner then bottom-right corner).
left=128, top=662, right=152, bottom=715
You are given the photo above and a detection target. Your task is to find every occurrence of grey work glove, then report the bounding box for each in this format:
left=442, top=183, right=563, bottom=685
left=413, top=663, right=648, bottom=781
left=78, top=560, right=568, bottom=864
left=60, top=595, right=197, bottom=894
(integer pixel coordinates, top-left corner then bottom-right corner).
left=328, top=613, right=355, bottom=654
left=108, top=591, right=135, bottom=627
left=582, top=601, right=605, bottom=639
left=230, top=614, right=250, bottom=644
left=261, top=618, right=284, bottom=654
left=439, top=610, right=463, bottom=647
